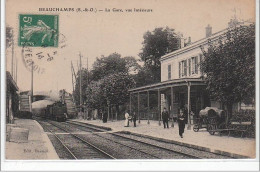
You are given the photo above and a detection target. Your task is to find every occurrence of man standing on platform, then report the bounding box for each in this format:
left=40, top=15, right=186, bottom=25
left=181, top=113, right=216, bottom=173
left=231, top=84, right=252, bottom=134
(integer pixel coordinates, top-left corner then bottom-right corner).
left=132, top=111, right=137, bottom=127
left=178, top=109, right=186, bottom=138
left=162, top=107, right=169, bottom=129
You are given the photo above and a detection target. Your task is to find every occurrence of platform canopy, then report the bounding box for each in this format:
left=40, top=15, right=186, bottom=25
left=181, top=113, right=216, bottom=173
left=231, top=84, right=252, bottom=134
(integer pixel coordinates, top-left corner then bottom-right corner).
left=129, top=77, right=206, bottom=93
left=128, top=77, right=207, bottom=129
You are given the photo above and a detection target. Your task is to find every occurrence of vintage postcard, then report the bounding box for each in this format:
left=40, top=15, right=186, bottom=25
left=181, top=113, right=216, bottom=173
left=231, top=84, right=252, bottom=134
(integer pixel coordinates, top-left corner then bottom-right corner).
left=1, top=0, right=259, bottom=171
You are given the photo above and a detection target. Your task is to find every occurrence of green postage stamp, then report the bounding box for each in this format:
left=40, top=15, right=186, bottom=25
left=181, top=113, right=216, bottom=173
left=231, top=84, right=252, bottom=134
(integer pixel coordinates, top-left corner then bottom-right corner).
left=19, top=14, right=59, bottom=47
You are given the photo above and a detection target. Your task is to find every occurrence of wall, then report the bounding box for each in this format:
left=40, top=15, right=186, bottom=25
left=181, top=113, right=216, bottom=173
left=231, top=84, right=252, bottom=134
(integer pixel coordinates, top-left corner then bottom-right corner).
left=161, top=46, right=203, bottom=82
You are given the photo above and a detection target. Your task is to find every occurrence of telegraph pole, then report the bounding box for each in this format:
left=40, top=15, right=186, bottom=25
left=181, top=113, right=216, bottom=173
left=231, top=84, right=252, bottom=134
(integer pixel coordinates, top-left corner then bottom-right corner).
left=71, top=61, right=75, bottom=94
left=15, top=57, right=18, bottom=83
left=11, top=29, right=14, bottom=77
left=86, top=57, right=89, bottom=119
left=87, top=57, right=89, bottom=84
left=79, top=53, right=82, bottom=111
left=31, top=61, right=34, bottom=112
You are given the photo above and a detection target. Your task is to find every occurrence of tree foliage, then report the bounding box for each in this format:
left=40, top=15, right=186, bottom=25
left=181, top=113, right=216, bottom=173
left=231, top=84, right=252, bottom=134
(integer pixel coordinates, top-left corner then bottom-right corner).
left=134, top=66, right=157, bottom=87
left=101, top=72, right=135, bottom=106
left=74, top=69, right=92, bottom=105
left=139, top=27, right=181, bottom=83
left=74, top=53, right=137, bottom=113
left=6, top=27, right=13, bottom=48
left=85, top=80, right=105, bottom=109
left=91, top=53, right=140, bottom=81
left=200, top=24, right=255, bottom=116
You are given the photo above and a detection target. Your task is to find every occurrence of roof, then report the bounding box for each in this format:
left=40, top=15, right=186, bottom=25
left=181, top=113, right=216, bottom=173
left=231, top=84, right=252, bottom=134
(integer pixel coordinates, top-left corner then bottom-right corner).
left=160, top=28, right=229, bottom=61
left=129, top=77, right=206, bottom=93
left=6, top=71, right=19, bottom=91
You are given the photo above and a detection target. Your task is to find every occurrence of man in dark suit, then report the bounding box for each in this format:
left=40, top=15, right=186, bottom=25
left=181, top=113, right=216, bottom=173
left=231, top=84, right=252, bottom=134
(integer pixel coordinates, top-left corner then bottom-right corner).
left=162, top=107, right=169, bottom=128
left=132, top=111, right=137, bottom=127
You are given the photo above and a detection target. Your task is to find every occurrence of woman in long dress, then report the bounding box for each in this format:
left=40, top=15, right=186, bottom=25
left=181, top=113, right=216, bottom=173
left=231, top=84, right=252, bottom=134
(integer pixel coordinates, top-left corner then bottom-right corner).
left=124, top=111, right=129, bottom=127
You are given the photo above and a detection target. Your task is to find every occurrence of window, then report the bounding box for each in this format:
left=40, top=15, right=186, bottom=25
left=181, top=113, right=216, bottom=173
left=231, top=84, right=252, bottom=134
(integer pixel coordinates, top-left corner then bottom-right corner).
left=191, top=56, right=198, bottom=74
left=179, top=56, right=201, bottom=78
left=179, top=60, right=187, bottom=78
left=168, top=64, right=171, bottom=80
left=188, top=59, right=191, bottom=76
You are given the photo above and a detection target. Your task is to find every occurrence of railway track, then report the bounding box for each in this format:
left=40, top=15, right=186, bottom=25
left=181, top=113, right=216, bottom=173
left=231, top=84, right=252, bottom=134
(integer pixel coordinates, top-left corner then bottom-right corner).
left=38, top=121, right=77, bottom=159
left=37, top=118, right=233, bottom=159
left=65, top=121, right=200, bottom=159
left=66, top=120, right=233, bottom=159
left=47, top=120, right=158, bottom=159
left=66, top=121, right=200, bottom=158
left=37, top=120, right=115, bottom=159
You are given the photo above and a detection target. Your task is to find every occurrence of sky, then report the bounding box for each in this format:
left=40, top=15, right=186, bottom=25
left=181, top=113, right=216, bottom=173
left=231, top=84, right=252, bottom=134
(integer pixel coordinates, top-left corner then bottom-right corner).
left=5, top=0, right=255, bottom=93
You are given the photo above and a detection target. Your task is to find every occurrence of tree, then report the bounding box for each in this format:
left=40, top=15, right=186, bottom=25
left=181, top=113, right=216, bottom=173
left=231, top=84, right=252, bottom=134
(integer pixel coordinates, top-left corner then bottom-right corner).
left=85, top=80, right=105, bottom=110
left=85, top=72, right=135, bottom=116
left=6, top=27, right=13, bottom=48
left=92, top=53, right=128, bottom=81
left=73, top=68, right=92, bottom=105
left=139, top=27, right=181, bottom=83
left=101, top=72, right=135, bottom=115
left=200, top=24, right=255, bottom=119
left=134, top=66, right=157, bottom=87
left=123, top=56, right=141, bottom=74
left=74, top=52, right=139, bottom=115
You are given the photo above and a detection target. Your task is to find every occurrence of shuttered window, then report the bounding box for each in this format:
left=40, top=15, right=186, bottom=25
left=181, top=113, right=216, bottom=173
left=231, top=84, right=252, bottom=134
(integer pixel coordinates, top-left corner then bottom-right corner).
left=179, top=62, right=181, bottom=78
left=180, top=60, right=187, bottom=77
left=199, top=54, right=203, bottom=75
left=191, top=56, right=199, bottom=74
left=168, top=64, right=171, bottom=80
left=188, top=59, right=191, bottom=76
left=184, top=60, right=187, bottom=76
left=195, top=56, right=198, bottom=74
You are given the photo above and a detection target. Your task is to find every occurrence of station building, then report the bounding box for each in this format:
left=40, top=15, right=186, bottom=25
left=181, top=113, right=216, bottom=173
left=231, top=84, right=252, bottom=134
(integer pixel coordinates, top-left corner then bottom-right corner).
left=129, top=23, right=254, bottom=126
left=6, top=71, right=19, bottom=124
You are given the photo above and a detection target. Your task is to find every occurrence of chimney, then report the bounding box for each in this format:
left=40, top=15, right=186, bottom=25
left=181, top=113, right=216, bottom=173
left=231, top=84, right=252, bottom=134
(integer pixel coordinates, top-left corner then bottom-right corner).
left=188, top=37, right=191, bottom=44
left=178, top=33, right=185, bottom=48
left=180, top=37, right=185, bottom=48
left=205, top=24, right=212, bottom=38
left=184, top=37, right=192, bottom=46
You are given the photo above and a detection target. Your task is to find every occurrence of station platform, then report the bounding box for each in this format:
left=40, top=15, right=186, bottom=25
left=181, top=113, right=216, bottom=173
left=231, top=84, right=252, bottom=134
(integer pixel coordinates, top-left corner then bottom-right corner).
left=5, top=118, right=59, bottom=160
left=72, top=119, right=256, bottom=158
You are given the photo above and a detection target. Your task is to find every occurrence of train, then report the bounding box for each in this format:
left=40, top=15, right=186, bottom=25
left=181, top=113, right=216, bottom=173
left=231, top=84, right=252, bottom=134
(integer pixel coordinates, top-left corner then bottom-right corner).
left=45, top=101, right=68, bottom=122
left=32, top=100, right=67, bottom=122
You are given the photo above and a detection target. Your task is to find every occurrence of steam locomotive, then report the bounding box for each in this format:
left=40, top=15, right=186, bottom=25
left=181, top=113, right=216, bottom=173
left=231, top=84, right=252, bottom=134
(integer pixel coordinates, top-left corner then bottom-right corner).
left=45, top=101, right=67, bottom=122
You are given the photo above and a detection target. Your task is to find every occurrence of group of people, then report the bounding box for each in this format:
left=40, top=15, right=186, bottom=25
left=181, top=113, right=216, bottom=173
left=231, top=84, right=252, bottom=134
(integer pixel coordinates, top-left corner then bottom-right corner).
left=124, top=111, right=137, bottom=127
left=98, top=105, right=187, bottom=138
left=123, top=108, right=186, bottom=138
left=161, top=107, right=186, bottom=138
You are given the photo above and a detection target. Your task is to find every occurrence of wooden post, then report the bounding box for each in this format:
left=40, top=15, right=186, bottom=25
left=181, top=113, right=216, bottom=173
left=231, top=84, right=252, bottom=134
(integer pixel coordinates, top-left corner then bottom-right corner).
left=130, top=93, right=132, bottom=115
left=187, top=82, right=191, bottom=130
left=158, top=89, right=161, bottom=126
left=107, top=104, right=110, bottom=121
left=111, top=105, right=113, bottom=122
left=31, top=61, right=34, bottom=112
left=79, top=53, right=82, bottom=113
left=15, top=58, right=18, bottom=83
left=138, top=92, right=140, bottom=123
left=171, top=87, right=174, bottom=127
left=147, top=91, right=150, bottom=125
